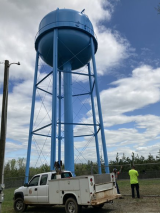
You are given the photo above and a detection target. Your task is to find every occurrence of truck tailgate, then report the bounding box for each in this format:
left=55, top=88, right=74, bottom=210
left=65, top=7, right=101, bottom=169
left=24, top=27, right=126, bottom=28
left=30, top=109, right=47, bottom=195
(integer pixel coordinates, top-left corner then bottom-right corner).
left=91, top=188, right=119, bottom=205
left=91, top=173, right=119, bottom=205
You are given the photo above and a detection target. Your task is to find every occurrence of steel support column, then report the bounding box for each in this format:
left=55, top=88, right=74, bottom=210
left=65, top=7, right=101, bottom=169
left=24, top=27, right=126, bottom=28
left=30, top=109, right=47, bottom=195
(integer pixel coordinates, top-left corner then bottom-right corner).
left=50, top=29, right=58, bottom=170
left=25, top=52, right=39, bottom=183
left=88, top=63, right=102, bottom=174
left=63, top=62, right=75, bottom=175
left=58, top=71, right=62, bottom=163
left=91, top=38, right=110, bottom=173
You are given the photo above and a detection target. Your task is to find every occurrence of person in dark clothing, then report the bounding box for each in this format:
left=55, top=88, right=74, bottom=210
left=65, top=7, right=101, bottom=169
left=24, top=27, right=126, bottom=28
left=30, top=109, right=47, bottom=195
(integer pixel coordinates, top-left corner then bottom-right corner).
left=113, top=166, right=122, bottom=194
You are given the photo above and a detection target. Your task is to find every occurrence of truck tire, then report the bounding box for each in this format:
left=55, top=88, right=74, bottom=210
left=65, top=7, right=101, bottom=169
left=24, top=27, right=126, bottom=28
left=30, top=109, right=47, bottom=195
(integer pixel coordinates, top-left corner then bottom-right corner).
left=14, top=198, right=27, bottom=212
left=65, top=197, right=81, bottom=213
left=93, top=203, right=104, bottom=209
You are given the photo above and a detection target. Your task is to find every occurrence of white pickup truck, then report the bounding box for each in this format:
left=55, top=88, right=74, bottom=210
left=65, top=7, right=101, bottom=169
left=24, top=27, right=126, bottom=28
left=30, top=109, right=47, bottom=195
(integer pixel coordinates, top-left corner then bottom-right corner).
left=13, top=170, right=120, bottom=213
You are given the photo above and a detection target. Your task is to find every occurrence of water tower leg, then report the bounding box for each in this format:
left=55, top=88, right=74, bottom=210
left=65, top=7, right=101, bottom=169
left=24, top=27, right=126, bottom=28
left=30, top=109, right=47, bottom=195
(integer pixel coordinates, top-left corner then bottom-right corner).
left=88, top=63, right=102, bottom=174
left=50, top=29, right=58, bottom=170
left=90, top=38, right=110, bottom=173
left=25, top=52, right=39, bottom=183
left=58, top=71, right=62, bottom=163
left=63, top=62, right=75, bottom=175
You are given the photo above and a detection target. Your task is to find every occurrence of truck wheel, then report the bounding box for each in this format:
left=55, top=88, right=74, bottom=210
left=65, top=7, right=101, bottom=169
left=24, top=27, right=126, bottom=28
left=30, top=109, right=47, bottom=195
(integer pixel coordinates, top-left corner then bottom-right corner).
left=93, top=203, right=104, bottom=209
left=65, top=197, right=81, bottom=213
left=14, top=198, right=27, bottom=212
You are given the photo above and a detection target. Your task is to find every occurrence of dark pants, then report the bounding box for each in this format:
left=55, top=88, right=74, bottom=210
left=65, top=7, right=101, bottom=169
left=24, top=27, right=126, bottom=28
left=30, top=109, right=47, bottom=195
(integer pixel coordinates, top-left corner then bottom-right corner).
left=116, top=182, right=120, bottom=194
left=131, top=183, right=140, bottom=198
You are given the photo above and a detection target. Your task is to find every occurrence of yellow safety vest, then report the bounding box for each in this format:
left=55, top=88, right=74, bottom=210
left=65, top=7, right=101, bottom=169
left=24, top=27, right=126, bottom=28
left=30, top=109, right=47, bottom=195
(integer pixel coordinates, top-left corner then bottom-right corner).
left=129, top=169, right=139, bottom=184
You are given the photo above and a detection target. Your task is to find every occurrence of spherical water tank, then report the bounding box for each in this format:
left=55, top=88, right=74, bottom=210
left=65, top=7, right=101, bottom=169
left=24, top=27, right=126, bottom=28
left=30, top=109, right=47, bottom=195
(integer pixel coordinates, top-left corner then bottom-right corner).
left=35, top=8, right=98, bottom=70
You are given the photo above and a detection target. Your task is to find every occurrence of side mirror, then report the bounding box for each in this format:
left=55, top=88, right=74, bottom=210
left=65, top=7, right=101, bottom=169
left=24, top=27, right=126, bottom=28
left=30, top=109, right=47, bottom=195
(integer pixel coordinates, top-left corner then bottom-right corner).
left=24, top=183, right=29, bottom=187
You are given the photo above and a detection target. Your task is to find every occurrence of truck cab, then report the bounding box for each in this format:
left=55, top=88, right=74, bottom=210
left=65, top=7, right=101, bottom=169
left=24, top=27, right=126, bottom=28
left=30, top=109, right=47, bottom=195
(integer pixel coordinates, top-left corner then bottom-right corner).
left=14, top=170, right=72, bottom=212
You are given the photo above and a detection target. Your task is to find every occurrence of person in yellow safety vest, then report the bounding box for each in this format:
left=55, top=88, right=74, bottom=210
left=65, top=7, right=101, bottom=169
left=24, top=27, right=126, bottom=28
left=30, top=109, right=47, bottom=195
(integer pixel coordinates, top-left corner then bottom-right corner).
left=129, top=166, right=140, bottom=198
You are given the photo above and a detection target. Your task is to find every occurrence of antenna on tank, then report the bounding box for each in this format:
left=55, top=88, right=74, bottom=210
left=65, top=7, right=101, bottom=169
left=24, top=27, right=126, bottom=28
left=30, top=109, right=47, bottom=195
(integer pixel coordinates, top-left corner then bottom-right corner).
left=81, top=9, right=85, bottom=14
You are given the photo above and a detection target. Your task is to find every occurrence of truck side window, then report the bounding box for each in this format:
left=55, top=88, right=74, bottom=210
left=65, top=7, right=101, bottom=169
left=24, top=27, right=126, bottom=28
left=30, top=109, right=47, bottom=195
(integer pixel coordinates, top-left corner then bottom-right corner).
left=51, top=174, right=56, bottom=179
left=61, top=172, right=72, bottom=178
left=40, top=174, right=48, bottom=185
left=29, top=176, right=40, bottom=186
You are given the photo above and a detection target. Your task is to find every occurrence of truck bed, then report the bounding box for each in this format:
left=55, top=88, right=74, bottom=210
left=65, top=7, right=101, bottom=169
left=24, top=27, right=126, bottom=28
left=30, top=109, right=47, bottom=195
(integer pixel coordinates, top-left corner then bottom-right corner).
left=48, top=173, right=118, bottom=205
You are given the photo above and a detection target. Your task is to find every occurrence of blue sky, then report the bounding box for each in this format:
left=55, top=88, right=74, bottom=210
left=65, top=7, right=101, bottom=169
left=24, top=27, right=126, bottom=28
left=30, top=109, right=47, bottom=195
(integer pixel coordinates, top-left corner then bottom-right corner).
left=0, top=0, right=160, bottom=167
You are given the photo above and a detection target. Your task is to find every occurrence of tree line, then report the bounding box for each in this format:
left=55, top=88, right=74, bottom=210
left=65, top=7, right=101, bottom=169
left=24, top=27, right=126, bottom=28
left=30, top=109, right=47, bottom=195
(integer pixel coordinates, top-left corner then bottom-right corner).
left=4, top=150, right=160, bottom=178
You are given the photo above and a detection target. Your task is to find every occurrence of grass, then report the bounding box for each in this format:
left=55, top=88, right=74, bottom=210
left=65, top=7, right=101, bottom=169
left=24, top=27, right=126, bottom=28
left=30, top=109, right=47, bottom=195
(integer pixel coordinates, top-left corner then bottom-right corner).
left=2, top=188, right=15, bottom=213
left=1, top=179, right=160, bottom=213
left=118, top=179, right=160, bottom=195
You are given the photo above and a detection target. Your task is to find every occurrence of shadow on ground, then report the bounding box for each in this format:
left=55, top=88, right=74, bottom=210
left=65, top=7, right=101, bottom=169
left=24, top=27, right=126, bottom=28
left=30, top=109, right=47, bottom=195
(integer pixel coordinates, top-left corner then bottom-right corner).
left=26, top=205, right=115, bottom=213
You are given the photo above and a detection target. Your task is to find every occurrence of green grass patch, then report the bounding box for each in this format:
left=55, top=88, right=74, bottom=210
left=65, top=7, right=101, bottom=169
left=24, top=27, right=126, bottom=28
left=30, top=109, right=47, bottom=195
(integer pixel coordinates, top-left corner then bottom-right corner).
left=2, top=188, right=16, bottom=213
left=117, top=179, right=160, bottom=195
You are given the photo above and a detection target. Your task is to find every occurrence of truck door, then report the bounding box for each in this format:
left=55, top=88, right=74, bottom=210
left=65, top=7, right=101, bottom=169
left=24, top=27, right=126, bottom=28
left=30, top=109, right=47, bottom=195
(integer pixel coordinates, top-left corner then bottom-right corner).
left=25, top=175, right=40, bottom=203
left=37, top=174, right=49, bottom=203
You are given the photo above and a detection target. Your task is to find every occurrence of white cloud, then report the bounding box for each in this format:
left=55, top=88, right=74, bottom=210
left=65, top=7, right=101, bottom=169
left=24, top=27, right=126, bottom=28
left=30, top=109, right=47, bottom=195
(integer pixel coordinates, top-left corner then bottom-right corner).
left=100, top=65, right=160, bottom=116
left=95, top=29, right=134, bottom=75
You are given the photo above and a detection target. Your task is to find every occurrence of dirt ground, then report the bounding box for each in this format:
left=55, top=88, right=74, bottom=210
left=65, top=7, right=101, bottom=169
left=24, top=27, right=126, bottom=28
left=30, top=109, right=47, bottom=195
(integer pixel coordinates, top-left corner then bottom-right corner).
left=25, top=196, right=160, bottom=213
left=102, top=196, right=160, bottom=213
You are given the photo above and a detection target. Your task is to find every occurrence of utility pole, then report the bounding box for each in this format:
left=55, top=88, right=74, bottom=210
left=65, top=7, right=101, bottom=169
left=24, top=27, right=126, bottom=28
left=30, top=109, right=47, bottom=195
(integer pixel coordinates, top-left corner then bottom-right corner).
left=0, top=60, right=20, bottom=212
left=0, top=60, right=9, bottom=212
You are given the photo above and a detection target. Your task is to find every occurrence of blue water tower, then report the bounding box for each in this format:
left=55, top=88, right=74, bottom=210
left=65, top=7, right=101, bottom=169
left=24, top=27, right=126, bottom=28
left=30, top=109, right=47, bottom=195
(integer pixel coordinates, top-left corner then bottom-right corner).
left=25, top=8, right=109, bottom=183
